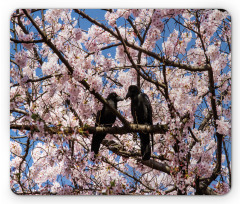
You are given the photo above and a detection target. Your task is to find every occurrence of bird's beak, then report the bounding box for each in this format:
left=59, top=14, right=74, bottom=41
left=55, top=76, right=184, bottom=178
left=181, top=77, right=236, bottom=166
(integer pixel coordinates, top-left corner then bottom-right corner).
left=125, top=92, right=130, bottom=99
left=116, top=96, right=124, bottom=102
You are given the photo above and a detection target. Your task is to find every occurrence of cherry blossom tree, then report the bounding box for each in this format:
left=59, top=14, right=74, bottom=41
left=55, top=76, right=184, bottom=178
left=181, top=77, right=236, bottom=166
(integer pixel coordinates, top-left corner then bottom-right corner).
left=10, top=9, right=231, bottom=195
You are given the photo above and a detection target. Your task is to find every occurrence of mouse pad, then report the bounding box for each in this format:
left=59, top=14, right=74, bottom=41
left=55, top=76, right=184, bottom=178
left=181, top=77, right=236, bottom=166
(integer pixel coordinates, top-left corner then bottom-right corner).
left=10, top=9, right=231, bottom=195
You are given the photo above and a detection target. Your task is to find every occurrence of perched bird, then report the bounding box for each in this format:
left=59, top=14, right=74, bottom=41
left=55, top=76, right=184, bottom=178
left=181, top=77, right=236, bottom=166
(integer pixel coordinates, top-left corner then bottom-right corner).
left=126, top=85, right=153, bottom=160
left=91, top=92, right=124, bottom=155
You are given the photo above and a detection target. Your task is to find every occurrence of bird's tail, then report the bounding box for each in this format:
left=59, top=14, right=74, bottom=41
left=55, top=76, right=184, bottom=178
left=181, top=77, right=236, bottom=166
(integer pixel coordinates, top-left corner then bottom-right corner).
left=139, top=133, right=151, bottom=160
left=91, top=133, right=106, bottom=155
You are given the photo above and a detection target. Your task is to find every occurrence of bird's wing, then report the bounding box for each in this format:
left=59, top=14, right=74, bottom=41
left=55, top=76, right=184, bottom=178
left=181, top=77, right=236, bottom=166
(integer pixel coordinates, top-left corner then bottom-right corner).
left=140, top=93, right=153, bottom=125
left=140, top=93, right=154, bottom=152
left=95, top=108, right=103, bottom=126
left=131, top=102, right=137, bottom=124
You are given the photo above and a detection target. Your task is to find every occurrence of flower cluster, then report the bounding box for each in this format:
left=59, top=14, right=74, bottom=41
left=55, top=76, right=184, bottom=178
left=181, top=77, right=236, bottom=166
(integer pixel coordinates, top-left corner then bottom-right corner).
left=18, top=32, right=34, bottom=49
left=14, top=50, right=28, bottom=68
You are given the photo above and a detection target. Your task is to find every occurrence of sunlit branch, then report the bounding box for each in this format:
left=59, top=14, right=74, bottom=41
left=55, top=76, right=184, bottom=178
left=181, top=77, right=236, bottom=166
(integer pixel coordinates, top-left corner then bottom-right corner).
left=10, top=123, right=168, bottom=135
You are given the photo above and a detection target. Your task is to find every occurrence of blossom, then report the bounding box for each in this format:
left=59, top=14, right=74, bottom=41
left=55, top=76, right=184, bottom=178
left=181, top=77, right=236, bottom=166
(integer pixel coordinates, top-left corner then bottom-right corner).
left=132, top=9, right=141, bottom=17
left=18, top=32, right=34, bottom=49
left=216, top=117, right=231, bottom=136
left=73, top=28, right=82, bottom=41
left=14, top=50, right=28, bottom=68
left=105, top=11, right=118, bottom=27
left=10, top=141, right=22, bottom=156
left=206, top=44, right=220, bottom=61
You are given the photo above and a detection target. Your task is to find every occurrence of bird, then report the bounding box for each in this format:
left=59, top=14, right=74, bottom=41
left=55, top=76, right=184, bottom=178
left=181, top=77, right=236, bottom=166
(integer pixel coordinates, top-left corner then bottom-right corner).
left=91, top=92, right=124, bottom=155
left=126, top=85, right=153, bottom=160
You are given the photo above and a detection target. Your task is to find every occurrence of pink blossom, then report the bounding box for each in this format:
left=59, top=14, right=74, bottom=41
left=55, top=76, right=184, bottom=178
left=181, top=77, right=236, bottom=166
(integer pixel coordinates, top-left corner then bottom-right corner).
left=10, top=141, right=22, bottom=156
left=216, top=117, right=231, bottom=136
left=14, top=50, right=28, bottom=68
left=73, top=28, right=82, bottom=41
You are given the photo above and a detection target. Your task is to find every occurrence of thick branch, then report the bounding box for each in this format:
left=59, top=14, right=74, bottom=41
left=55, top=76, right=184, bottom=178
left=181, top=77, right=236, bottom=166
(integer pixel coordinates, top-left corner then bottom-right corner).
left=88, top=124, right=168, bottom=134
left=198, top=111, right=213, bottom=131
left=10, top=38, right=44, bottom=44
left=10, top=123, right=168, bottom=135
left=141, top=159, right=170, bottom=174
left=10, top=108, right=28, bottom=115
left=199, top=183, right=219, bottom=195
left=101, top=139, right=171, bottom=174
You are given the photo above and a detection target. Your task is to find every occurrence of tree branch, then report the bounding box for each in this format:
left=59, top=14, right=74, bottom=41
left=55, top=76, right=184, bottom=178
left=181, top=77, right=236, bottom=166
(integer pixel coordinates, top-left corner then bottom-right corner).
left=115, top=26, right=166, bottom=89
left=101, top=139, right=171, bottom=175
left=74, top=9, right=210, bottom=72
left=10, top=123, right=168, bottom=135
left=10, top=38, right=44, bottom=44
left=22, top=9, right=130, bottom=127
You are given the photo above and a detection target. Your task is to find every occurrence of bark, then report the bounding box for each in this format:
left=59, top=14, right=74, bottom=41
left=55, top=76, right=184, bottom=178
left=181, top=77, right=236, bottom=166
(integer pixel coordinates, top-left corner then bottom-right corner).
left=10, top=123, right=168, bottom=135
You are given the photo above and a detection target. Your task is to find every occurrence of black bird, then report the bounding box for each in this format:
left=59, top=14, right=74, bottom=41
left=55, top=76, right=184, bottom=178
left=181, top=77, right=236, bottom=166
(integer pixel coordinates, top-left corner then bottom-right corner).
left=91, top=92, right=124, bottom=155
left=126, top=85, right=153, bottom=160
